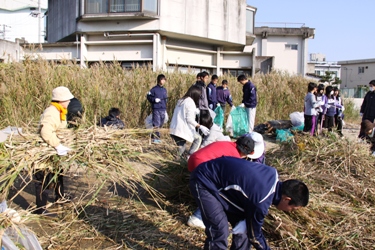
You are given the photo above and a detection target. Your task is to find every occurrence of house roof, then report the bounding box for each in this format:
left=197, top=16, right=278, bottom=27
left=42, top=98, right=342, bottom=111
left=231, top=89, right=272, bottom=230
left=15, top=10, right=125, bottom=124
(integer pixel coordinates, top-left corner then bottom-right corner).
left=338, top=58, right=375, bottom=65
left=0, top=0, right=47, bottom=11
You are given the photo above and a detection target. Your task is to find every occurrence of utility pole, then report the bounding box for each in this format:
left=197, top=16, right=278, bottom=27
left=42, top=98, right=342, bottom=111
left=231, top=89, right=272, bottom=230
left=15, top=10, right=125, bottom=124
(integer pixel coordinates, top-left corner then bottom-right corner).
left=38, top=0, right=41, bottom=43
left=0, top=24, right=11, bottom=40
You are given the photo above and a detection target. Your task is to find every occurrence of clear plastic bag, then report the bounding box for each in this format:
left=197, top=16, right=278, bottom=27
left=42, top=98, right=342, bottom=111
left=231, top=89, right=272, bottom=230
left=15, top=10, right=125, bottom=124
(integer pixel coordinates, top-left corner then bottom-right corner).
left=225, top=106, right=236, bottom=136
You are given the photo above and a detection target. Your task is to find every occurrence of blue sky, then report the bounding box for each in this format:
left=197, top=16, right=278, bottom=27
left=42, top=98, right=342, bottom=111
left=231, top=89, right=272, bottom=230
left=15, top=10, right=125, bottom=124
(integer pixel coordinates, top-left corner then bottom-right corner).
left=248, top=0, right=375, bottom=62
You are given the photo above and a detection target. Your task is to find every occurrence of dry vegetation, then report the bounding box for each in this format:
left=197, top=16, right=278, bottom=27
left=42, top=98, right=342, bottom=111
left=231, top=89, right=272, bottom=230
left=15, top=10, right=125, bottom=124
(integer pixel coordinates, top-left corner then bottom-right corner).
left=0, top=60, right=370, bottom=249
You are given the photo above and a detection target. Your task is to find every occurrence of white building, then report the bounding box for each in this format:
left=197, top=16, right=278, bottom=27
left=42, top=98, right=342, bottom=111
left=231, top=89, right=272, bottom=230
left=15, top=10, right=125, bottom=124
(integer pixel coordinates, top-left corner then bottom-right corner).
left=247, top=25, right=315, bottom=76
left=0, top=0, right=47, bottom=43
left=338, top=58, right=375, bottom=98
left=21, top=0, right=315, bottom=76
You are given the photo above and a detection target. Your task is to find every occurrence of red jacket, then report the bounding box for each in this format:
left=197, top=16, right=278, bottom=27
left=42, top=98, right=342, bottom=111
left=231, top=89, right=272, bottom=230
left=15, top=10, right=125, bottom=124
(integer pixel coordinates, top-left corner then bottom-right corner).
left=188, top=141, right=241, bottom=172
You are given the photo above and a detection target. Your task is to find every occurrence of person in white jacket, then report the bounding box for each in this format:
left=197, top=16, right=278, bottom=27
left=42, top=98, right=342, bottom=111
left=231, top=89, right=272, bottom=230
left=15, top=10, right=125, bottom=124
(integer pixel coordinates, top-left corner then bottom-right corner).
left=170, top=85, right=210, bottom=156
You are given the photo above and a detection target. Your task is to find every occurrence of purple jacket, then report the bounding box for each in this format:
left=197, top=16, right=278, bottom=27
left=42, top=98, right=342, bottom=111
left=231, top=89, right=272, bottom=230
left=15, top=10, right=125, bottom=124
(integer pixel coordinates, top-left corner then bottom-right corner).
left=322, top=95, right=343, bottom=117
left=207, top=82, right=218, bottom=109
left=242, top=81, right=257, bottom=108
left=216, top=86, right=233, bottom=107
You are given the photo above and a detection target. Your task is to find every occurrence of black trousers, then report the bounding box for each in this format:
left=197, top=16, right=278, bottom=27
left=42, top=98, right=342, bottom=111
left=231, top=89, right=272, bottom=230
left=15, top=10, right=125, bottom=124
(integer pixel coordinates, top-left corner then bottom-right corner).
left=34, top=170, right=64, bottom=213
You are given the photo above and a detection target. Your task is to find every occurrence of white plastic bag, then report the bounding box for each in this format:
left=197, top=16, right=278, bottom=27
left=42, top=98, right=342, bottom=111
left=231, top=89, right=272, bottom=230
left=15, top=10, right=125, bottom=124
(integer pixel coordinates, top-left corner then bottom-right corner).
left=3, top=226, right=43, bottom=250
left=208, top=109, right=216, bottom=120
left=289, top=112, right=304, bottom=127
left=144, top=111, right=169, bottom=129
left=225, top=106, right=236, bottom=137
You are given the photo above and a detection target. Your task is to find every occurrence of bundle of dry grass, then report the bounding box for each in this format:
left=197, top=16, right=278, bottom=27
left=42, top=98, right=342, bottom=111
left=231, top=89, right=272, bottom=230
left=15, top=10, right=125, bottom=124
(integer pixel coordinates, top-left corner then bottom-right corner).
left=264, top=133, right=375, bottom=249
left=0, top=127, right=178, bottom=211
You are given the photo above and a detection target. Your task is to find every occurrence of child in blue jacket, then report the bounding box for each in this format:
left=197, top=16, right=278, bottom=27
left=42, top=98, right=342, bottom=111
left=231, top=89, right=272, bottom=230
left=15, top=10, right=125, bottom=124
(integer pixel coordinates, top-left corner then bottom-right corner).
left=147, top=74, right=168, bottom=143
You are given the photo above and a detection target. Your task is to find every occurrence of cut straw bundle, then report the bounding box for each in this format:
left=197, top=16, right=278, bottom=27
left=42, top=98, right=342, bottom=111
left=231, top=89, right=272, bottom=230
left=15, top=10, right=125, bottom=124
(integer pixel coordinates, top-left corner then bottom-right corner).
left=264, top=133, right=375, bottom=249
left=0, top=127, right=178, bottom=209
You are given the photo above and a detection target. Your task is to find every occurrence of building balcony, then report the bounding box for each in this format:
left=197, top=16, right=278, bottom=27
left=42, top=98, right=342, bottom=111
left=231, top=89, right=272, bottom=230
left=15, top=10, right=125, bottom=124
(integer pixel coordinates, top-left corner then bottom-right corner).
left=81, top=0, right=158, bottom=20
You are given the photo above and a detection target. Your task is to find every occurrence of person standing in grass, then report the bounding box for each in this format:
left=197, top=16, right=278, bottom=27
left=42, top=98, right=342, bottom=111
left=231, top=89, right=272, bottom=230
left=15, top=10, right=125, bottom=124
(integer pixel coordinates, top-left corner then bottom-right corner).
left=333, top=87, right=344, bottom=136
left=237, top=74, right=257, bottom=133
left=322, top=86, right=344, bottom=136
left=190, top=156, right=309, bottom=249
left=315, top=84, right=325, bottom=134
left=216, top=80, right=233, bottom=110
left=207, top=74, right=219, bottom=110
left=36, top=86, right=74, bottom=215
left=303, top=82, right=318, bottom=135
left=194, top=71, right=210, bottom=110
left=169, top=85, right=210, bottom=157
left=359, top=80, right=375, bottom=139
left=147, top=74, right=168, bottom=143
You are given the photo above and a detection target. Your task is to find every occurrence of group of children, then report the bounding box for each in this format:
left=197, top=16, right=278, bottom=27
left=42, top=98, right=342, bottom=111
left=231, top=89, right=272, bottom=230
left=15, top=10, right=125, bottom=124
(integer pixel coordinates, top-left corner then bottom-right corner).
left=303, top=82, right=344, bottom=137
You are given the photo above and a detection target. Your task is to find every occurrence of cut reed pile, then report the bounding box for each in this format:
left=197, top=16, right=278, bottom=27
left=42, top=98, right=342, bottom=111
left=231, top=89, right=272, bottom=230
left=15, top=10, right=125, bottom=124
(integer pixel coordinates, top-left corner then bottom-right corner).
left=0, top=127, right=177, bottom=210
left=262, top=133, right=375, bottom=249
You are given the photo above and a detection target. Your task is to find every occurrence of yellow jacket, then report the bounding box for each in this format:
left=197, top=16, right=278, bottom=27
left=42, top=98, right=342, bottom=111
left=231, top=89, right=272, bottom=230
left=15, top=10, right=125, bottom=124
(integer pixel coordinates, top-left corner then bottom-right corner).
left=39, top=105, right=67, bottom=147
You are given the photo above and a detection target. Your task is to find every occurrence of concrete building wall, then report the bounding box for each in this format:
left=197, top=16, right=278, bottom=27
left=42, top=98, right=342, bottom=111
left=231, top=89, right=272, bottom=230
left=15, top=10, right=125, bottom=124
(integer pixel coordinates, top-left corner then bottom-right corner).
left=47, top=0, right=78, bottom=42
left=0, top=40, right=23, bottom=62
left=339, top=59, right=375, bottom=88
left=47, top=0, right=247, bottom=45
left=159, top=0, right=246, bottom=45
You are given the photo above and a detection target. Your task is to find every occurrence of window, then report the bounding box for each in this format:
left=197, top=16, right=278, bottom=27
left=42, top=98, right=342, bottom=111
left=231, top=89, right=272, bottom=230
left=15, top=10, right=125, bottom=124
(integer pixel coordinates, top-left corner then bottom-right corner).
left=285, top=44, right=298, bottom=50
left=358, top=66, right=365, bottom=74
left=223, top=69, right=251, bottom=77
left=246, top=8, right=254, bottom=34
left=85, top=0, right=157, bottom=14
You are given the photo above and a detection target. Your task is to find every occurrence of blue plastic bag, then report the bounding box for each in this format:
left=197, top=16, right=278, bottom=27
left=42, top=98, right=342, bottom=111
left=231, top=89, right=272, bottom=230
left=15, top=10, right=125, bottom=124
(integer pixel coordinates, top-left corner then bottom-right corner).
left=230, top=106, right=249, bottom=138
left=276, top=129, right=294, bottom=142
left=213, top=105, right=224, bottom=129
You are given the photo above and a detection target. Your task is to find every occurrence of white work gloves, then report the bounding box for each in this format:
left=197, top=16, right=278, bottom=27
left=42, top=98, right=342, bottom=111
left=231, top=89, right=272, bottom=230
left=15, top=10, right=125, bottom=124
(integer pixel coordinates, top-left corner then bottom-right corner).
left=232, top=219, right=247, bottom=234
left=217, top=103, right=221, bottom=107
left=239, top=103, right=245, bottom=108
left=195, top=108, right=200, bottom=115
left=199, top=125, right=210, bottom=136
left=360, top=113, right=363, bottom=117
left=209, top=104, right=213, bottom=109
left=372, top=151, right=375, bottom=157
left=3, top=208, right=21, bottom=223
left=155, top=98, right=161, bottom=103
left=55, top=144, right=71, bottom=156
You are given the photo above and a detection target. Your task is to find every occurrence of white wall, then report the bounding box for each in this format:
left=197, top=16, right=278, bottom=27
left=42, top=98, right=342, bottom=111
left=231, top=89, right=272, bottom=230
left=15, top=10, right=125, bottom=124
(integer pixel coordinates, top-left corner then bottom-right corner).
left=247, top=36, right=304, bottom=75
left=159, top=0, right=246, bottom=45
left=340, top=61, right=375, bottom=88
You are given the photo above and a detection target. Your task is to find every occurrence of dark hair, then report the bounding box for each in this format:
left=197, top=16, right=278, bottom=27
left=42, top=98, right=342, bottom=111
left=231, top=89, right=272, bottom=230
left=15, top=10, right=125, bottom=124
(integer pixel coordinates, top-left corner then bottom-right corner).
left=157, top=74, right=166, bottom=84
left=200, top=71, right=209, bottom=78
left=281, top=179, right=309, bottom=206
left=235, top=134, right=255, bottom=155
left=369, top=80, right=375, bottom=86
left=325, top=85, right=333, bottom=97
left=237, top=74, right=247, bottom=82
left=199, top=110, right=213, bottom=128
left=211, top=75, right=219, bottom=81
left=109, top=107, right=121, bottom=117
left=182, top=85, right=202, bottom=107
left=196, top=72, right=202, bottom=78
left=318, top=84, right=325, bottom=92
left=360, top=119, right=375, bottom=135
left=222, top=80, right=228, bottom=85
left=307, top=82, right=317, bottom=92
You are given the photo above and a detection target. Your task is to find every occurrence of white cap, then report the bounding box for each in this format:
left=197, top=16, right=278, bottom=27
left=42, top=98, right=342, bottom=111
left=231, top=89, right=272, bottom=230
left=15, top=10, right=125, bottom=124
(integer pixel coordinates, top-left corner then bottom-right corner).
left=247, top=132, right=265, bottom=159
left=52, top=86, right=74, bottom=101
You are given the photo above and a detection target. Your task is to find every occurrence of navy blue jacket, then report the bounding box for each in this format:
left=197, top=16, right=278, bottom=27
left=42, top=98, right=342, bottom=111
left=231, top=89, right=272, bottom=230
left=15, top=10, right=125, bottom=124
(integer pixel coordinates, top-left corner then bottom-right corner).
left=147, top=85, right=168, bottom=110
left=242, top=81, right=257, bottom=108
left=216, top=86, right=233, bottom=106
left=99, top=116, right=125, bottom=129
left=191, top=156, right=281, bottom=250
left=207, top=82, right=218, bottom=109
